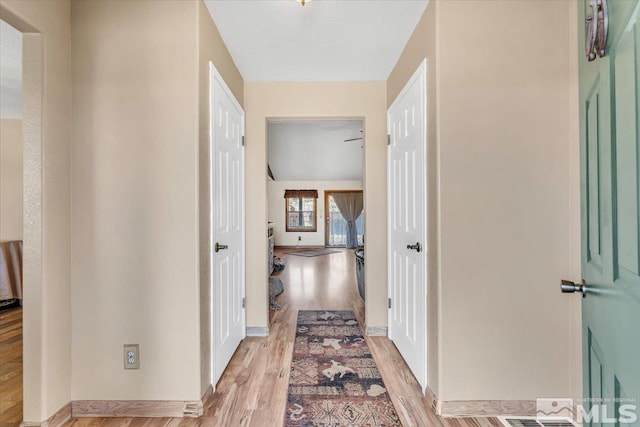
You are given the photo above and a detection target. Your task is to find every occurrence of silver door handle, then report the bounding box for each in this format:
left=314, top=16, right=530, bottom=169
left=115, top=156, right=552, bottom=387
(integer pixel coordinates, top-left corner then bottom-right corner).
left=215, top=242, right=228, bottom=252
left=407, top=242, right=422, bottom=253
left=560, top=279, right=586, bottom=298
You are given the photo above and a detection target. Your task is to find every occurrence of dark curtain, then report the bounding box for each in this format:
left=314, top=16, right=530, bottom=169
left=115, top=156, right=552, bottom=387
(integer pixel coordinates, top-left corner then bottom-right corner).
left=332, top=192, right=363, bottom=249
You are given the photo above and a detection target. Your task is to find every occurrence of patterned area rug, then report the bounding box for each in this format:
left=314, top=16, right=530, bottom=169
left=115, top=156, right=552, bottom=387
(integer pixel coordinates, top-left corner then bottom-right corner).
left=287, top=249, right=340, bottom=257
left=284, top=310, right=400, bottom=426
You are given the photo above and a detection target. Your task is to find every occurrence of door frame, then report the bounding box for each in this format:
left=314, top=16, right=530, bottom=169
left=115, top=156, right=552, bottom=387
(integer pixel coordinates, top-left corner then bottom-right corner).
left=209, top=62, right=246, bottom=387
left=0, top=10, right=46, bottom=421
left=324, top=190, right=364, bottom=247
left=386, top=58, right=428, bottom=391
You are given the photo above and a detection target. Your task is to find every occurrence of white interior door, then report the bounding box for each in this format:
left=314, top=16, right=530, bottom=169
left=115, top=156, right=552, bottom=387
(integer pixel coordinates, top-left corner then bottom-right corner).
left=387, top=59, right=427, bottom=390
left=210, top=63, right=245, bottom=386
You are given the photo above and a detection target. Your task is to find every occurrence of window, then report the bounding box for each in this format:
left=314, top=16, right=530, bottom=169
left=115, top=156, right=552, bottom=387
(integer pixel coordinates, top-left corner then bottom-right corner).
left=285, top=189, right=318, bottom=232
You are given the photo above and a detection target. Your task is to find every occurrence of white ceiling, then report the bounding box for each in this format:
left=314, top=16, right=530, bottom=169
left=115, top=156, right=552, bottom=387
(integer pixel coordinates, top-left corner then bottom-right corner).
left=0, top=2, right=430, bottom=118
left=205, top=0, right=428, bottom=81
left=0, top=20, right=22, bottom=119
left=268, top=120, right=363, bottom=181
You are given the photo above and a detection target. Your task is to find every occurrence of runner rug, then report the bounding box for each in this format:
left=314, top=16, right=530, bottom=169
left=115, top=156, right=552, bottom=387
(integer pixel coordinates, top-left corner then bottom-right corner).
left=284, top=310, right=400, bottom=426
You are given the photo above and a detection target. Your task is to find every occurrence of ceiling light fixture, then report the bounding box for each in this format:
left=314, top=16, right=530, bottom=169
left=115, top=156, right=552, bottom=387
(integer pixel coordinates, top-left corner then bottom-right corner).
left=296, top=0, right=311, bottom=6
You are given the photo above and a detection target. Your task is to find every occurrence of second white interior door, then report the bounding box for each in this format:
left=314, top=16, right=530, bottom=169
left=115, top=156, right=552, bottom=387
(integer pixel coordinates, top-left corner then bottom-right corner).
left=387, top=59, right=427, bottom=390
left=210, top=63, right=245, bottom=387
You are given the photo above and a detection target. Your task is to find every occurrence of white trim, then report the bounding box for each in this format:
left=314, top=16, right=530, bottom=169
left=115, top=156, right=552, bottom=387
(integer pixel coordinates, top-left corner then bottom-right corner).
left=365, top=326, right=387, bottom=337
left=246, top=326, right=269, bottom=337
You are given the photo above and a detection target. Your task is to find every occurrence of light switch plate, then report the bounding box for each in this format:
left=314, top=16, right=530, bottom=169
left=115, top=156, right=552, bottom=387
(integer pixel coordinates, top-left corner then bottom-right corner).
left=124, top=344, right=140, bottom=369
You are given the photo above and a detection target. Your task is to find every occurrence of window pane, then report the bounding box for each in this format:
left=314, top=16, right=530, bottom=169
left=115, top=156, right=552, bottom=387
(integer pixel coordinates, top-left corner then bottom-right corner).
left=302, top=212, right=314, bottom=227
left=289, top=212, right=300, bottom=227
left=301, top=198, right=314, bottom=212
left=288, top=198, right=299, bottom=211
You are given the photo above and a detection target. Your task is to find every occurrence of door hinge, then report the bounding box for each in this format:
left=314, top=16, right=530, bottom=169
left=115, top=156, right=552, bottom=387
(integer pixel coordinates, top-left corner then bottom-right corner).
left=242, top=297, right=246, bottom=308
left=387, top=134, right=391, bottom=146
left=388, top=298, right=392, bottom=309
left=242, top=136, right=245, bottom=146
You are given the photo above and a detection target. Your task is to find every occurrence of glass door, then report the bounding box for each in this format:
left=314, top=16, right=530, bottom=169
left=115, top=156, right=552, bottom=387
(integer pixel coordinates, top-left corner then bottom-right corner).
left=325, top=191, right=364, bottom=247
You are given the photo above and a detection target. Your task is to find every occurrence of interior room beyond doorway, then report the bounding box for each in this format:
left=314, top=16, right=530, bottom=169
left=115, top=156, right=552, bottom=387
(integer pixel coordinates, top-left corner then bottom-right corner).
left=266, top=119, right=365, bottom=250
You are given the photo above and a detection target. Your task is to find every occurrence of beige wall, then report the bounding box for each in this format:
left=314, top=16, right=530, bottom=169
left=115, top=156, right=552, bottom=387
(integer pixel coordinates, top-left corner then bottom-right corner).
left=0, top=0, right=72, bottom=422
left=388, top=0, right=581, bottom=402
left=0, top=119, right=23, bottom=240
left=267, top=180, right=363, bottom=247
left=387, top=0, right=439, bottom=394
left=437, top=0, right=581, bottom=401
left=71, top=0, right=201, bottom=400
left=244, top=82, right=387, bottom=330
left=71, top=0, right=242, bottom=401
left=197, top=0, right=243, bottom=396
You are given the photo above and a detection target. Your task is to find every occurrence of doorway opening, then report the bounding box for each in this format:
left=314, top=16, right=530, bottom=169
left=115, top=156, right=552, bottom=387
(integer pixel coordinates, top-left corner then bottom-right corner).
left=266, top=119, right=365, bottom=321
left=0, top=19, right=24, bottom=426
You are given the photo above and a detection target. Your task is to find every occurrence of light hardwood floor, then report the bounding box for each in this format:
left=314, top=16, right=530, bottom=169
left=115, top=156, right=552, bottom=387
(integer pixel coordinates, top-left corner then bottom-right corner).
left=0, top=306, right=22, bottom=427
left=61, top=248, right=501, bottom=426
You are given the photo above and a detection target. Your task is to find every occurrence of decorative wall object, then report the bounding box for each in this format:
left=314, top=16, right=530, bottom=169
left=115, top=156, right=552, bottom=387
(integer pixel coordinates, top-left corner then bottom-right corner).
left=585, top=0, right=609, bottom=61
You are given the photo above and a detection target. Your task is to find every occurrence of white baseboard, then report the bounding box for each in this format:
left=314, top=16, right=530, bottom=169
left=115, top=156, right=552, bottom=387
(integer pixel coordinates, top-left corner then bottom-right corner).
left=365, top=326, right=388, bottom=336
left=246, top=326, right=269, bottom=337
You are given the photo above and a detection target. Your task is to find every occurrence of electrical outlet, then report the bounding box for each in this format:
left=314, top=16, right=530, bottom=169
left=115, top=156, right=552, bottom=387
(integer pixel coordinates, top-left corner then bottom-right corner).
left=124, top=344, right=140, bottom=369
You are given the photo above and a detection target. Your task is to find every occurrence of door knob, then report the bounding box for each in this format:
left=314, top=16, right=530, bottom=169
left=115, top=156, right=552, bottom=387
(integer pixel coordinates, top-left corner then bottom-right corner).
left=560, top=279, right=586, bottom=298
left=407, top=242, right=422, bottom=253
left=215, top=242, right=228, bottom=252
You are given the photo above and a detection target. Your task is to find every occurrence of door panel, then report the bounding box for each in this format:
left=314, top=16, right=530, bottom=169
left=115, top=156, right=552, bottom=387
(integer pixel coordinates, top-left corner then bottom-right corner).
left=211, top=63, right=245, bottom=386
left=579, top=1, right=640, bottom=424
left=586, top=82, right=604, bottom=271
left=387, top=59, right=427, bottom=389
left=613, top=15, right=640, bottom=285
left=588, top=329, right=604, bottom=427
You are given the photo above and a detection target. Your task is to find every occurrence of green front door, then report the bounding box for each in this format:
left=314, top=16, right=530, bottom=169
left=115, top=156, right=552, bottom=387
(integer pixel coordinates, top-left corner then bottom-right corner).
left=579, top=0, right=640, bottom=425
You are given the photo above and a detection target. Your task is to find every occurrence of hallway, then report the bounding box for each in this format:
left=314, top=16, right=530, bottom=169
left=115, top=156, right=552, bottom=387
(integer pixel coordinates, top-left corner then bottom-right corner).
left=65, top=248, right=501, bottom=426
left=205, top=248, right=367, bottom=425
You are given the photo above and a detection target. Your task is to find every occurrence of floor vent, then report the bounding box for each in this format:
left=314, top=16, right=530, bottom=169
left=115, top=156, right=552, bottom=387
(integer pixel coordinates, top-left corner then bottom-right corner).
left=500, top=417, right=577, bottom=427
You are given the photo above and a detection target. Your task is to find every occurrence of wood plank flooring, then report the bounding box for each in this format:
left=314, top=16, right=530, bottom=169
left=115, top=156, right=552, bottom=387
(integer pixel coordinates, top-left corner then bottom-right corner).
left=62, top=249, right=501, bottom=426
left=0, top=306, right=22, bottom=427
